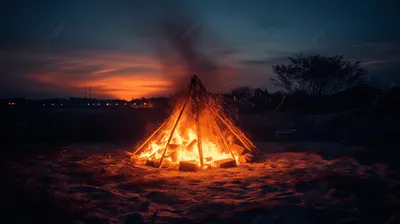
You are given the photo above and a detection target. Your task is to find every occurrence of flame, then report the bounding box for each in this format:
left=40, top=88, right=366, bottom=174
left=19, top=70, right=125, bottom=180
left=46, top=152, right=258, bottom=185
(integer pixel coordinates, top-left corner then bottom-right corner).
left=132, top=94, right=259, bottom=169
left=131, top=75, right=259, bottom=169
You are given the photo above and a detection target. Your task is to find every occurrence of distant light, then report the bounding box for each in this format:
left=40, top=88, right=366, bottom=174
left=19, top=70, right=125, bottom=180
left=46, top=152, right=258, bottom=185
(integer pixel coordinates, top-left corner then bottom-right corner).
left=106, top=103, right=109, bottom=106
left=88, top=103, right=90, bottom=106
left=98, top=103, right=100, bottom=105
left=43, top=104, right=46, bottom=106
left=61, top=104, right=63, bottom=106
left=124, top=103, right=127, bottom=106
left=92, top=103, right=95, bottom=106
left=52, top=103, right=54, bottom=106
left=116, top=103, right=118, bottom=106
left=144, top=102, right=147, bottom=105
left=134, top=103, right=136, bottom=105
left=8, top=102, right=11, bottom=105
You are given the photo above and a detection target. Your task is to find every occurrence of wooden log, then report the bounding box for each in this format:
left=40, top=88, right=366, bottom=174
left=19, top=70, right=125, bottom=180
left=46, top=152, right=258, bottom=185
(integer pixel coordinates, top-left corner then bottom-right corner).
left=220, top=160, right=237, bottom=168
left=168, top=144, right=181, bottom=150
left=215, top=158, right=237, bottom=168
left=179, top=161, right=198, bottom=172
left=185, top=139, right=197, bottom=151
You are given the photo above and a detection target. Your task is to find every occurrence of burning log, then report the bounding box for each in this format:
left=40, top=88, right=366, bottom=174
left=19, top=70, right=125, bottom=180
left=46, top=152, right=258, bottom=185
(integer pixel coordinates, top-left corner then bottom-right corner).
left=168, top=144, right=181, bottom=150
left=179, top=161, right=198, bottom=172
left=185, top=139, right=197, bottom=151
left=214, top=158, right=237, bottom=168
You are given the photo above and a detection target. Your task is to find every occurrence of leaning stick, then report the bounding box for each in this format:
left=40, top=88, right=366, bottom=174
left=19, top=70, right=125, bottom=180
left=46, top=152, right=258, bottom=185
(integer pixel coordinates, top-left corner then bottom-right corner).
left=196, top=105, right=204, bottom=169
left=209, top=107, right=236, bottom=162
left=209, top=101, right=256, bottom=148
left=220, top=112, right=256, bottom=150
left=158, top=99, right=189, bottom=168
left=210, top=101, right=262, bottom=154
left=131, top=117, right=170, bottom=156
left=208, top=103, right=262, bottom=156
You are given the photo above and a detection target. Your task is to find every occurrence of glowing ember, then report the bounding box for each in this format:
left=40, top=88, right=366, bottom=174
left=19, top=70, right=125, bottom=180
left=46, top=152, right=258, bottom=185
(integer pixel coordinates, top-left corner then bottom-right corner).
left=130, top=75, right=261, bottom=169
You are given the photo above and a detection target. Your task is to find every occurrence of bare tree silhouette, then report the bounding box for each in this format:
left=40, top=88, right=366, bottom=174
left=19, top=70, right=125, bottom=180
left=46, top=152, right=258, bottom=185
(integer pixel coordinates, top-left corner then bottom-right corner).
left=271, top=54, right=367, bottom=96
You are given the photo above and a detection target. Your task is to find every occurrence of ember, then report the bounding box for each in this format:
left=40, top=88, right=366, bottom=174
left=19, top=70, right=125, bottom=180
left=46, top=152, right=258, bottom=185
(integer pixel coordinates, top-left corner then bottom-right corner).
left=130, top=74, right=262, bottom=169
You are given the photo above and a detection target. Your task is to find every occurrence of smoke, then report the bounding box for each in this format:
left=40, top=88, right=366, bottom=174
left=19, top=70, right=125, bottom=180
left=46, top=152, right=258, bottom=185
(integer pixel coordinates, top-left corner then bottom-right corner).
left=131, top=0, right=237, bottom=93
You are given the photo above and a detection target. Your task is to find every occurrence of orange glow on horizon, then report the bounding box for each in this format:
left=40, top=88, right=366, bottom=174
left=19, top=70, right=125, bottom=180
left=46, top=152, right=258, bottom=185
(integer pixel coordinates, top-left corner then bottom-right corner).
left=8, top=49, right=239, bottom=99
left=25, top=51, right=182, bottom=100
left=30, top=73, right=174, bottom=100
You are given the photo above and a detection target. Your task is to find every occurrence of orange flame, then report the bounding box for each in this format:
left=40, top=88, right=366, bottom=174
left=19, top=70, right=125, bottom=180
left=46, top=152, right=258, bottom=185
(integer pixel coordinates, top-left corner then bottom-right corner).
left=131, top=90, right=259, bottom=169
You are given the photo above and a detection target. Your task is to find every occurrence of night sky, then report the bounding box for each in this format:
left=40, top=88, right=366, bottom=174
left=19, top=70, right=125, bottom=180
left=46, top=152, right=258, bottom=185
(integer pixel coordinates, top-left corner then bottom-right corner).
left=1, top=0, right=399, bottom=100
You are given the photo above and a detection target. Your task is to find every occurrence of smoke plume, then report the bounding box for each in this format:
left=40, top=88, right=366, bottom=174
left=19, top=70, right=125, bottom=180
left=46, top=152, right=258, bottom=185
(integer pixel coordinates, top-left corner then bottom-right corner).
left=131, top=0, right=237, bottom=93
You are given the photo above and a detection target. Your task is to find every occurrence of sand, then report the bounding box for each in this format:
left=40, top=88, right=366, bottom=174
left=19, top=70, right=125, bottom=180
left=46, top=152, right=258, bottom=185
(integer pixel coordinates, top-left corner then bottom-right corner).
left=7, top=143, right=400, bottom=224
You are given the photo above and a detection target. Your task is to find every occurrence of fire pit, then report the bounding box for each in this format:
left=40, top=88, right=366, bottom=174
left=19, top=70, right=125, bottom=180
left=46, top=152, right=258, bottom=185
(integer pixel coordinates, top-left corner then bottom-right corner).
left=129, top=74, right=262, bottom=170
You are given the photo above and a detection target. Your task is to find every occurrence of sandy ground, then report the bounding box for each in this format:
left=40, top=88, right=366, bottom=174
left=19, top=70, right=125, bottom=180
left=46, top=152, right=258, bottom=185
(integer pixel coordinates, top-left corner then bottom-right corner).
left=6, top=142, right=400, bottom=224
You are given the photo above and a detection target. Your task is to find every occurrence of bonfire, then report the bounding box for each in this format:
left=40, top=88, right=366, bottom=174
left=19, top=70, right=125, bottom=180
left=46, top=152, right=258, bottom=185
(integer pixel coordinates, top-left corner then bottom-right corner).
left=130, top=74, right=262, bottom=170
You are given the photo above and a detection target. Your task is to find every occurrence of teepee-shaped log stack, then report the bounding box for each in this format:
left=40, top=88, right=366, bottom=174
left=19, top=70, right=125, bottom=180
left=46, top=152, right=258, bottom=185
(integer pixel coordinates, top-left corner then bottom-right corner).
left=130, top=74, right=262, bottom=170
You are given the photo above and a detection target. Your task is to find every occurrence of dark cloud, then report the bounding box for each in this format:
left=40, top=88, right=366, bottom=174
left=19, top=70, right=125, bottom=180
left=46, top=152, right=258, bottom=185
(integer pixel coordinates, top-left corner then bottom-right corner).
left=60, top=65, right=105, bottom=75
left=107, top=67, right=159, bottom=75
left=240, top=56, right=289, bottom=66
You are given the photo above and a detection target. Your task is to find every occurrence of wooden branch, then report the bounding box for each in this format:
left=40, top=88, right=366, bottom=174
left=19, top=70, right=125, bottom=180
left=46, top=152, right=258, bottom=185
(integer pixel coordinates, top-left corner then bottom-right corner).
left=132, top=117, right=170, bottom=156
left=207, top=101, right=262, bottom=156
left=158, top=98, right=189, bottom=168
left=196, top=110, right=204, bottom=169
left=209, top=107, right=236, bottom=161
